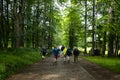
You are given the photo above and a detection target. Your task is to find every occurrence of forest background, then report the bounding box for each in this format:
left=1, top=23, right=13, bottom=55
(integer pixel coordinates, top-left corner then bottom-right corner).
left=0, top=0, right=120, bottom=80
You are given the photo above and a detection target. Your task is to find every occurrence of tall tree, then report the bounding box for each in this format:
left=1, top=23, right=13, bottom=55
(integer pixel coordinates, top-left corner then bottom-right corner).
left=25, top=0, right=33, bottom=47
left=4, top=0, right=10, bottom=48
left=0, top=0, right=3, bottom=49
left=18, top=0, right=25, bottom=47
left=108, top=1, right=116, bottom=56
left=92, top=0, right=95, bottom=54
left=13, top=0, right=21, bottom=48
left=84, top=0, right=87, bottom=55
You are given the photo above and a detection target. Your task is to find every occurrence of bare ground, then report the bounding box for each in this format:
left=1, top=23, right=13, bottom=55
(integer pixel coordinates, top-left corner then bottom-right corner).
left=6, top=55, right=120, bottom=80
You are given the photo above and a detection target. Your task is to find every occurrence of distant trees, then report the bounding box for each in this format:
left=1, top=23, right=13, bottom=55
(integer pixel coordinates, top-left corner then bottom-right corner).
left=58, top=0, right=120, bottom=57
left=58, top=0, right=83, bottom=49
left=67, top=7, right=81, bottom=49
left=0, top=0, right=58, bottom=49
left=91, top=0, right=120, bottom=56
left=0, top=0, right=120, bottom=57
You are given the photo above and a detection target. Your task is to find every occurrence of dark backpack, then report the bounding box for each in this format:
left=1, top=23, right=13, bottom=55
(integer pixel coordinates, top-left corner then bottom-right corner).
left=42, top=48, right=46, bottom=54
left=61, top=46, right=65, bottom=51
left=73, top=48, right=80, bottom=56
left=67, top=48, right=72, bottom=56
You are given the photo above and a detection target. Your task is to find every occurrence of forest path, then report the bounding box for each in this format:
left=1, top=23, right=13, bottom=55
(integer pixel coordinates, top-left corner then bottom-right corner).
left=6, top=55, right=120, bottom=80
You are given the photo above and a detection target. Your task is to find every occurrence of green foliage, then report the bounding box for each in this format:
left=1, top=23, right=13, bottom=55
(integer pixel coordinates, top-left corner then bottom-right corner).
left=84, top=56, right=120, bottom=73
left=0, top=48, right=41, bottom=80
left=57, top=2, right=84, bottom=47
left=59, top=0, right=68, bottom=3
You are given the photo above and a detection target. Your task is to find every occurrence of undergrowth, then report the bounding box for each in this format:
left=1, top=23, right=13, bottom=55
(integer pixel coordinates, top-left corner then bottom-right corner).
left=84, top=56, right=120, bottom=73
left=0, top=48, right=41, bottom=80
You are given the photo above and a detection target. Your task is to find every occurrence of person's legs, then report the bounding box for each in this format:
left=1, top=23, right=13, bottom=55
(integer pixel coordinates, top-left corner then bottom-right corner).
left=54, top=55, right=58, bottom=62
left=74, top=55, right=77, bottom=63
left=42, top=52, right=46, bottom=59
left=67, top=55, right=70, bottom=63
left=76, top=56, right=78, bottom=63
left=54, top=55, right=56, bottom=62
left=63, top=55, right=66, bottom=62
left=42, top=53, right=45, bottom=60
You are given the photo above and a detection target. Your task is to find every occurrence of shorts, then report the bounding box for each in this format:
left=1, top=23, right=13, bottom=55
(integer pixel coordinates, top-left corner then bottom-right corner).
left=54, top=55, right=58, bottom=59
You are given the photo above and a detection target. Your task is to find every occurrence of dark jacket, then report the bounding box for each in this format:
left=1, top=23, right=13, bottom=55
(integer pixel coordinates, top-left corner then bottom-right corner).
left=66, top=48, right=72, bottom=56
left=73, top=48, right=80, bottom=56
left=53, top=48, right=59, bottom=56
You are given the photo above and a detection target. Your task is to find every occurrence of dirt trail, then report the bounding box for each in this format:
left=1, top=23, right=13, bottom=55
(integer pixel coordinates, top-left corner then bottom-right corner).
left=6, top=55, right=120, bottom=80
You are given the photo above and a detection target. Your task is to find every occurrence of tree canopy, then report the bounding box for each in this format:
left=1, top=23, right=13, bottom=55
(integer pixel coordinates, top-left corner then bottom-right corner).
left=0, top=0, right=120, bottom=56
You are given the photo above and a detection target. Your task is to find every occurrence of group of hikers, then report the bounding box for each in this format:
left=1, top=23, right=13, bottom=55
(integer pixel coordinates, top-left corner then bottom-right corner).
left=41, top=45, right=80, bottom=63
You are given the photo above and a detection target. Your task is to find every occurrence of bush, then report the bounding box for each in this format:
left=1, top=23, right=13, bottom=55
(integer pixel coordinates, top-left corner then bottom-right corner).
left=0, top=48, right=41, bottom=80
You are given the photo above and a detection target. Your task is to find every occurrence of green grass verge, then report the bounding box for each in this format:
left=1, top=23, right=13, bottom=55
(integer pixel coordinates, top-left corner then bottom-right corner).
left=83, top=56, right=120, bottom=73
left=0, top=48, right=42, bottom=80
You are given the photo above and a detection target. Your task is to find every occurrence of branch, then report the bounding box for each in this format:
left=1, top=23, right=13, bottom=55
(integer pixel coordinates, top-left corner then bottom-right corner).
left=114, top=0, right=120, bottom=8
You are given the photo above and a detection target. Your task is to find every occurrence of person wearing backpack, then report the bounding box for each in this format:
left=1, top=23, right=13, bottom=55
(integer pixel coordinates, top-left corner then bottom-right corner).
left=66, top=47, right=72, bottom=63
left=73, top=47, right=80, bottom=63
left=63, top=47, right=67, bottom=62
left=41, top=46, right=47, bottom=60
left=53, top=46, right=60, bottom=63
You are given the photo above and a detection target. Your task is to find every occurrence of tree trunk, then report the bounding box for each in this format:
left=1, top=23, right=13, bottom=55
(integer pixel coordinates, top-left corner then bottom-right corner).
left=32, top=20, right=35, bottom=48
left=84, top=0, right=87, bottom=55
left=41, top=0, right=47, bottom=47
left=19, top=0, right=25, bottom=47
left=0, top=0, right=3, bottom=49
left=13, top=0, right=20, bottom=48
left=26, top=3, right=31, bottom=48
left=11, top=5, right=15, bottom=48
left=35, top=2, right=40, bottom=48
left=102, top=32, right=106, bottom=56
left=4, top=0, right=10, bottom=49
left=47, top=1, right=53, bottom=49
left=92, top=0, right=95, bottom=54
left=69, top=23, right=74, bottom=49
left=108, top=2, right=115, bottom=56
left=108, top=33, right=115, bottom=56
left=115, top=35, right=119, bottom=56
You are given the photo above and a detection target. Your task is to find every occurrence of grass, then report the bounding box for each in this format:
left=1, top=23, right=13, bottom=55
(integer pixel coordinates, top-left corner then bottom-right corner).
left=83, top=56, right=120, bottom=73
left=0, top=48, right=42, bottom=80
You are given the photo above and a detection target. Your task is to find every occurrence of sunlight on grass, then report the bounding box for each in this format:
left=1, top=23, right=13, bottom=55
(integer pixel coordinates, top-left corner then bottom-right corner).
left=79, top=47, right=91, bottom=53
left=0, top=48, right=41, bottom=80
left=84, top=56, right=120, bottom=73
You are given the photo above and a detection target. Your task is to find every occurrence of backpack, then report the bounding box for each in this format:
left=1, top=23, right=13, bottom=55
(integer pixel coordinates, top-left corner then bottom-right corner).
left=42, top=48, right=46, bottom=54
left=61, top=46, right=65, bottom=51
left=73, top=48, right=80, bottom=56
left=53, top=48, right=59, bottom=55
left=67, top=48, right=72, bottom=56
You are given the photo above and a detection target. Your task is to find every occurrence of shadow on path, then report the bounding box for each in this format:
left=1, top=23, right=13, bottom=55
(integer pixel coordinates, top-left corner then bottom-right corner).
left=6, top=55, right=120, bottom=80
left=6, top=56, right=95, bottom=80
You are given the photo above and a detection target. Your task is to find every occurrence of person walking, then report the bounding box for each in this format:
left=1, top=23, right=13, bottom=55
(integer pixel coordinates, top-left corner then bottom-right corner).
left=73, top=47, right=80, bottom=63
left=63, top=47, right=67, bottom=62
left=41, top=46, right=47, bottom=60
left=53, top=46, right=60, bottom=63
left=66, top=47, right=72, bottom=63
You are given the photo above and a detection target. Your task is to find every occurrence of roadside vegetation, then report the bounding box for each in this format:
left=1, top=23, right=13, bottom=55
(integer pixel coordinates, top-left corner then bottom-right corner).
left=83, top=56, right=120, bottom=73
left=0, top=48, right=41, bottom=80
